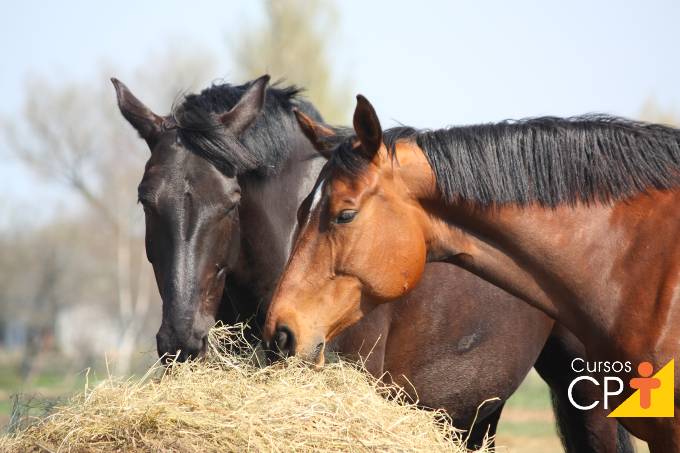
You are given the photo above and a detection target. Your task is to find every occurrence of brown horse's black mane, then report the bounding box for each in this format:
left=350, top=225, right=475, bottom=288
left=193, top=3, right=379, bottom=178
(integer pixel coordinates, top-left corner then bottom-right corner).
left=171, top=79, right=323, bottom=176
left=330, top=115, right=680, bottom=206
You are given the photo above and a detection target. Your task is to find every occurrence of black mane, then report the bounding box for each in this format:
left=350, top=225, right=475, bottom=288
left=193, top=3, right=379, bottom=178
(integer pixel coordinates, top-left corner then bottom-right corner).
left=171, top=79, right=322, bottom=176
left=330, top=115, right=680, bottom=206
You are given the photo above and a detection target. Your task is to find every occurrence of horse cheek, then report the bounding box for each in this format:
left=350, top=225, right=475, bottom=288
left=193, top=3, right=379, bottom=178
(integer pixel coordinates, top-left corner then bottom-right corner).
left=383, top=227, right=427, bottom=299
left=401, top=233, right=427, bottom=295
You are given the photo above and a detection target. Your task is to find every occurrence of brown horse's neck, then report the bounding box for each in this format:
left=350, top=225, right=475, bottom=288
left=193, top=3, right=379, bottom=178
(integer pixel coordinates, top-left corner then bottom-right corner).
left=431, top=193, right=680, bottom=351
left=395, top=144, right=680, bottom=352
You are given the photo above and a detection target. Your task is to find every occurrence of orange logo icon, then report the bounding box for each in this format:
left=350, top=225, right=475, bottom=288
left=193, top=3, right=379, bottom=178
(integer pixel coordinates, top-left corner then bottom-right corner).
left=629, top=362, right=661, bottom=409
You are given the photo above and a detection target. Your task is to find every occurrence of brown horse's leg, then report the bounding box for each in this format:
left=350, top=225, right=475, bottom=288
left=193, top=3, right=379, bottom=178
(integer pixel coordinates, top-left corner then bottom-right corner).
left=534, top=326, right=633, bottom=453
left=466, top=402, right=504, bottom=450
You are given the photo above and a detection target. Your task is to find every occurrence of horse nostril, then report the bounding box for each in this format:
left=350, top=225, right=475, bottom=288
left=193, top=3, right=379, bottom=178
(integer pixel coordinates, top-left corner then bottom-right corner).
left=275, top=330, right=288, bottom=349
left=273, top=325, right=295, bottom=357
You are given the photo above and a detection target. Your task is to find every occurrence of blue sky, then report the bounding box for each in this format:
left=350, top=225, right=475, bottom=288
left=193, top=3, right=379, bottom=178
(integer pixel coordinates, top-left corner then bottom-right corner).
left=2, top=0, right=679, bottom=224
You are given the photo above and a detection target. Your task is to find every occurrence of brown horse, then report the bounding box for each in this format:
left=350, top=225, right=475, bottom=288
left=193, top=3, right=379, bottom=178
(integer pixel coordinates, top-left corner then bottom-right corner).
left=265, top=94, right=680, bottom=451
left=114, top=77, right=629, bottom=451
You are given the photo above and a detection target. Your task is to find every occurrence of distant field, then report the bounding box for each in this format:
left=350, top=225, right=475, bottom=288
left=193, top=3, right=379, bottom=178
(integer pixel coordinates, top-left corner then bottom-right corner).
left=0, top=356, right=89, bottom=430
left=0, top=354, right=144, bottom=430
left=495, top=370, right=561, bottom=452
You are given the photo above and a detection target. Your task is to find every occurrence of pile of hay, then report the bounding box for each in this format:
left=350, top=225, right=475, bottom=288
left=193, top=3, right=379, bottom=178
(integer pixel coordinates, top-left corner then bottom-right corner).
left=0, top=325, right=490, bottom=452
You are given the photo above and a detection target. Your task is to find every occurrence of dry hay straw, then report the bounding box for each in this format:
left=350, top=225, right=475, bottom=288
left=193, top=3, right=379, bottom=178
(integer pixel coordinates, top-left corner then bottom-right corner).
left=0, top=324, right=491, bottom=452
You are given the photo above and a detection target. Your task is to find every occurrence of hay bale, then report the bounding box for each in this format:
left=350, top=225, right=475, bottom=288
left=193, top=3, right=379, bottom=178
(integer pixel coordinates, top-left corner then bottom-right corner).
left=0, top=325, right=490, bottom=452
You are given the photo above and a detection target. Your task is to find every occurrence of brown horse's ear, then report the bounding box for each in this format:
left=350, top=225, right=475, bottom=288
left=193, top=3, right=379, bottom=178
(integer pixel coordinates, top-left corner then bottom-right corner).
left=111, top=78, right=163, bottom=146
left=219, top=74, right=270, bottom=137
left=294, top=109, right=336, bottom=159
left=353, top=94, right=383, bottom=160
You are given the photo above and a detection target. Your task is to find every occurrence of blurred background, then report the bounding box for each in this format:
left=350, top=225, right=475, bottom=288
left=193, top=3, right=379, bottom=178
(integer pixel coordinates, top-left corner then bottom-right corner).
left=1, top=1, right=678, bottom=450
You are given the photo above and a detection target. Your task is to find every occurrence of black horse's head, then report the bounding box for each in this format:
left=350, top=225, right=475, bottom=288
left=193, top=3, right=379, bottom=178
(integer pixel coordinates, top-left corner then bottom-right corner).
left=112, top=76, right=270, bottom=361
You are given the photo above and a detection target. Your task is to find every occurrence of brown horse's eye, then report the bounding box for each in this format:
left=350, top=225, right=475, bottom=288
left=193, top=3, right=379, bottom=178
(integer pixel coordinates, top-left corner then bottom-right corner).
left=335, top=210, right=358, bottom=224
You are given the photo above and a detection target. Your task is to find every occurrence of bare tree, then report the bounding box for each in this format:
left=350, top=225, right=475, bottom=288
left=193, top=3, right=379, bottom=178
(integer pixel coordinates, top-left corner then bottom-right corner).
left=232, top=0, right=351, bottom=123
left=2, top=2, right=350, bottom=375
left=2, top=49, right=217, bottom=375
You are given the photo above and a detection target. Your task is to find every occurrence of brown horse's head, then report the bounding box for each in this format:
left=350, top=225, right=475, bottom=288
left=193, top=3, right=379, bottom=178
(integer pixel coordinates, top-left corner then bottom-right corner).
left=113, top=76, right=269, bottom=361
left=264, top=95, right=435, bottom=364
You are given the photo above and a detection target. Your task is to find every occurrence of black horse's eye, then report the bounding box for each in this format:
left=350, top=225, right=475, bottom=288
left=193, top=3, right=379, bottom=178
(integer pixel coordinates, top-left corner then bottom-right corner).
left=335, top=210, right=358, bottom=224
left=139, top=199, right=153, bottom=213
left=138, top=191, right=155, bottom=211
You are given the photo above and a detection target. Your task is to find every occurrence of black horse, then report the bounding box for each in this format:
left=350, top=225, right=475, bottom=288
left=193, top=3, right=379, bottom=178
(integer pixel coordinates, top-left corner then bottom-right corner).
left=113, top=76, right=631, bottom=452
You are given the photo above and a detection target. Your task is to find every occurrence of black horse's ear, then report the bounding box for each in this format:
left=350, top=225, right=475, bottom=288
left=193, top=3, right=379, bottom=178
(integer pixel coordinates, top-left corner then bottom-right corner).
left=111, top=78, right=163, bottom=146
left=294, top=109, right=336, bottom=159
left=353, top=94, right=383, bottom=160
left=219, top=74, right=270, bottom=137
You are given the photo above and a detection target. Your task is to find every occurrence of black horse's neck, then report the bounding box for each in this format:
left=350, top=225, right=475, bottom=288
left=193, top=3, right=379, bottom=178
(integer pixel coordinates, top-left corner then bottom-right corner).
left=223, top=121, right=327, bottom=335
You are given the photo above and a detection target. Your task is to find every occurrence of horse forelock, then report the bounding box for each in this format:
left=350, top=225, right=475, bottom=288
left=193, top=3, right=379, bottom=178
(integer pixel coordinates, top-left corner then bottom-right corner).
left=170, top=79, right=323, bottom=176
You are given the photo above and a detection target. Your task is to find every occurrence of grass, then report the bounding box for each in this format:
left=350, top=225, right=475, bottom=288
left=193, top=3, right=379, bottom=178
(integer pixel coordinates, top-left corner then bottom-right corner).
left=503, top=371, right=553, bottom=411
left=0, top=366, right=23, bottom=392
left=0, top=354, right=106, bottom=431
left=495, top=371, right=562, bottom=453
left=0, top=400, right=11, bottom=419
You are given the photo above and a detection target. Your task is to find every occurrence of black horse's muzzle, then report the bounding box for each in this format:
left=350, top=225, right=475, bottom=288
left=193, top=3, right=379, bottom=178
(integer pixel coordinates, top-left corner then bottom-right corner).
left=156, top=328, right=208, bottom=364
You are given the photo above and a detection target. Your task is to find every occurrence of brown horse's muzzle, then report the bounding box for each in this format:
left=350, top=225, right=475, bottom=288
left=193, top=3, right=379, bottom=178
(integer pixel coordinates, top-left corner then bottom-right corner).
left=265, top=323, right=326, bottom=367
